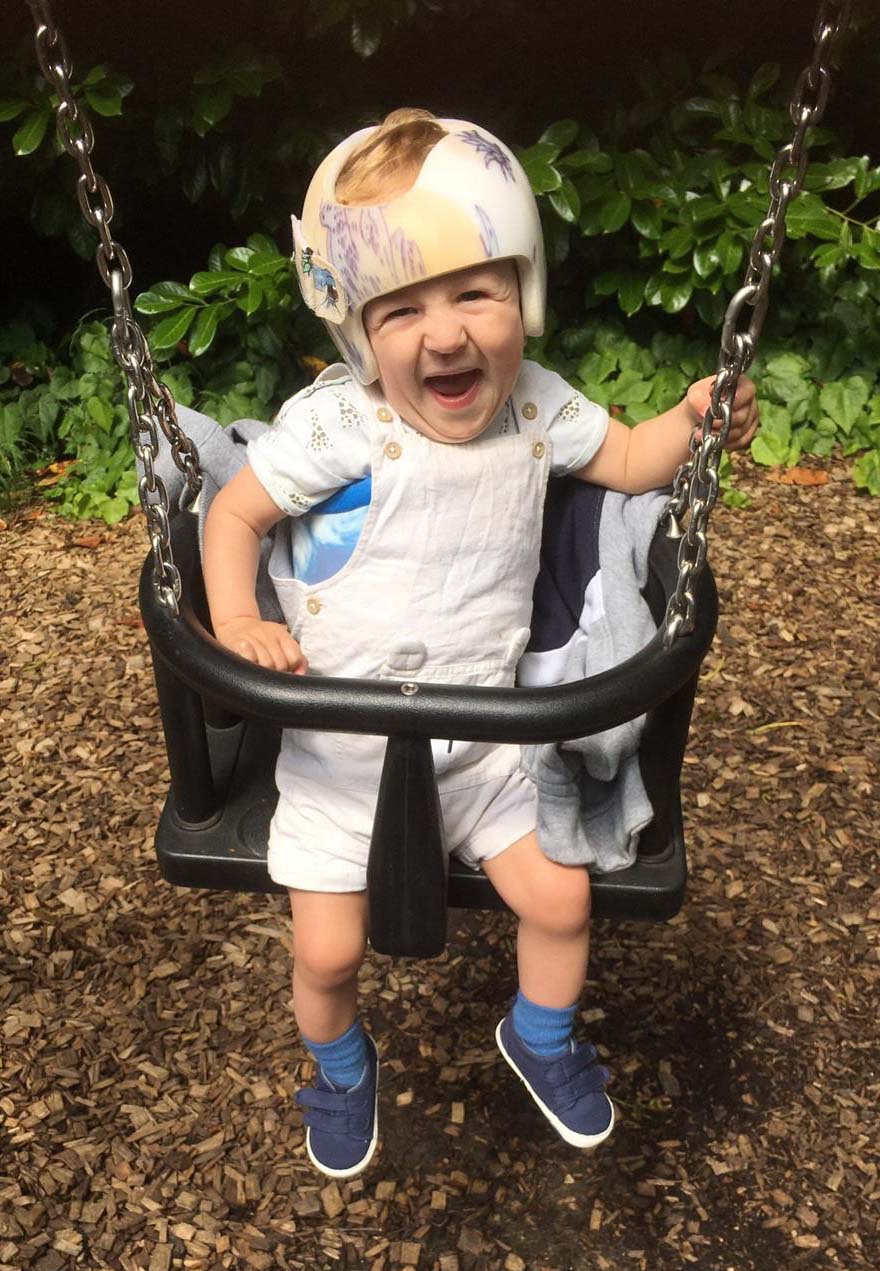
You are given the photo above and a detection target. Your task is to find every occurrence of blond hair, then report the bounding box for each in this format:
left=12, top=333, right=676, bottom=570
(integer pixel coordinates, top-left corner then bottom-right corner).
left=335, top=108, right=447, bottom=206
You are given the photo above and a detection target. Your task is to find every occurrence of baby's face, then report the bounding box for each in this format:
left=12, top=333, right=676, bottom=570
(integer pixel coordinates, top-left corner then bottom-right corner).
left=364, top=261, right=524, bottom=443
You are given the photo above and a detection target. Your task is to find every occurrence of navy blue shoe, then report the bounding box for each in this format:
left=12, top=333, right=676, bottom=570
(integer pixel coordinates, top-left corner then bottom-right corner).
left=495, top=1015, right=614, bottom=1149
left=296, top=1033, right=379, bottom=1178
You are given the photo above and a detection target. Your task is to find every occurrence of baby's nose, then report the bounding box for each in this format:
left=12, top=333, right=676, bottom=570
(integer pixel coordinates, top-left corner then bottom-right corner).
left=423, top=310, right=467, bottom=353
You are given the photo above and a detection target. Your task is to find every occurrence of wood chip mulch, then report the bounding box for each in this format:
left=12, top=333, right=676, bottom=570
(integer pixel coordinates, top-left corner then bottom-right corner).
left=2, top=456, right=878, bottom=1271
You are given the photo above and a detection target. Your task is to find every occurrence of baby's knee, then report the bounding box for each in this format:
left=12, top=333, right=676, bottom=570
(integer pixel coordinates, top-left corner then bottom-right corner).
left=293, top=930, right=366, bottom=990
left=524, top=866, right=592, bottom=936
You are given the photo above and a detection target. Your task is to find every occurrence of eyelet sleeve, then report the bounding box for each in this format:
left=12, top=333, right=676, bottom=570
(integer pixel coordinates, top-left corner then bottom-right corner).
left=247, top=379, right=373, bottom=515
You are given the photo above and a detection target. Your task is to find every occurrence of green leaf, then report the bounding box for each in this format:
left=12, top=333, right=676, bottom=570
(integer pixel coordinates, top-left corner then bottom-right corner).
left=726, top=190, right=764, bottom=226
left=519, top=144, right=563, bottom=194
left=855, top=229, right=880, bottom=271
left=241, top=280, right=265, bottom=315
left=692, top=241, right=720, bottom=279
left=810, top=243, right=846, bottom=271
left=747, top=63, right=780, bottom=98
left=86, top=396, right=114, bottom=433
left=750, top=402, right=793, bottom=466
left=618, top=274, right=646, bottom=317
left=853, top=448, right=880, bottom=496
left=804, top=158, right=866, bottom=192
left=659, top=278, right=692, bottom=313
left=246, top=232, right=278, bottom=255
left=681, top=96, right=722, bottom=118
left=84, top=86, right=123, bottom=117
left=248, top=250, right=287, bottom=276
left=687, top=197, right=724, bottom=225
left=599, top=192, right=631, bottom=233
left=181, top=155, right=208, bottom=203
left=784, top=195, right=840, bottom=242
left=649, top=366, right=689, bottom=411
left=630, top=202, right=663, bottom=240
left=819, top=377, right=872, bottom=434
left=593, top=271, right=623, bottom=297
left=188, top=303, right=230, bottom=357
left=614, top=151, right=654, bottom=197
left=189, top=270, right=245, bottom=296
left=542, top=214, right=570, bottom=268
left=758, top=352, right=812, bottom=406
left=558, top=149, right=612, bottom=174
left=539, top=120, right=579, bottom=152
left=136, top=290, right=189, bottom=315
left=193, top=85, right=233, bottom=132
left=717, top=231, right=743, bottom=275
left=225, top=246, right=256, bottom=271
left=150, top=307, right=198, bottom=350
left=577, top=350, right=618, bottom=386
left=13, top=109, right=51, bottom=156
left=659, top=225, right=693, bottom=259
left=548, top=177, right=581, bottom=224
left=0, top=98, right=29, bottom=123
left=617, top=376, right=653, bottom=405
left=103, top=495, right=132, bottom=525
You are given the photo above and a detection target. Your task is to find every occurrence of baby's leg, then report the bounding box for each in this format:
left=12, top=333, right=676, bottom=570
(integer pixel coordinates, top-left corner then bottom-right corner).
left=483, top=832, right=613, bottom=1148
left=289, top=888, right=368, bottom=1042
left=481, top=830, right=591, bottom=1006
left=289, top=888, right=378, bottom=1177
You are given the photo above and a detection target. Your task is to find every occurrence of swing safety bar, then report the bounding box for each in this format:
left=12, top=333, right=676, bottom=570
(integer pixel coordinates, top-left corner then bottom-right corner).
left=142, top=518, right=716, bottom=744
left=140, top=512, right=718, bottom=956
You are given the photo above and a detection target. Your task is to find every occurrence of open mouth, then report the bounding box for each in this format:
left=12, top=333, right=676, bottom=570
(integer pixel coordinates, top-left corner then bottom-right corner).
left=424, top=369, right=483, bottom=407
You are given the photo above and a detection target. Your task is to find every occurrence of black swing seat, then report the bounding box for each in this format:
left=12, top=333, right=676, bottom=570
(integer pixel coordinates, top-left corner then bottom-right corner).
left=140, top=505, right=717, bottom=957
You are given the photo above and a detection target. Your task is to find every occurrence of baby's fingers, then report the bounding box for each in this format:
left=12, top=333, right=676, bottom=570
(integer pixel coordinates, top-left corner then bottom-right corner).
left=233, top=635, right=279, bottom=670
left=254, top=628, right=308, bottom=674
left=277, top=630, right=309, bottom=675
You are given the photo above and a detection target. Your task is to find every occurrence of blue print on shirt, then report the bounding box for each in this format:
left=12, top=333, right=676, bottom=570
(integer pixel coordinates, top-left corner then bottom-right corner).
left=292, top=476, right=371, bottom=584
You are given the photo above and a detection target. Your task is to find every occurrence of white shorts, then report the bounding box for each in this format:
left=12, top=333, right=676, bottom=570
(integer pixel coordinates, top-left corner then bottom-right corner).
left=267, top=764, right=538, bottom=892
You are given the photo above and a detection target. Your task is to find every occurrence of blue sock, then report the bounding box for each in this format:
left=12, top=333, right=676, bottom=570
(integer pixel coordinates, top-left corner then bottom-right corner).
left=302, top=1019, right=367, bottom=1090
left=512, top=990, right=577, bottom=1057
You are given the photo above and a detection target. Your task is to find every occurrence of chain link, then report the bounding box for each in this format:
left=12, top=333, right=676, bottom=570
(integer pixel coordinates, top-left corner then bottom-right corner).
left=662, top=0, right=850, bottom=646
left=26, top=0, right=202, bottom=618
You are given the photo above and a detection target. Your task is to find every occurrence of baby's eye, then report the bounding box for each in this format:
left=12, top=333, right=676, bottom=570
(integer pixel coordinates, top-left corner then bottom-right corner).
left=459, top=290, right=487, bottom=302
left=383, top=306, right=416, bottom=321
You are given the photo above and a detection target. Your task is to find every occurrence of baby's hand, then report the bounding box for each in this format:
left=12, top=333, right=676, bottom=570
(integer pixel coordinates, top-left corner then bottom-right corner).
left=686, top=374, right=760, bottom=451
left=214, top=617, right=308, bottom=674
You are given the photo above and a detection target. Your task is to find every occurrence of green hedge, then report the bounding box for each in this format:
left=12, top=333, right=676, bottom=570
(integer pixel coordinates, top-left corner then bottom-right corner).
left=2, top=54, right=879, bottom=517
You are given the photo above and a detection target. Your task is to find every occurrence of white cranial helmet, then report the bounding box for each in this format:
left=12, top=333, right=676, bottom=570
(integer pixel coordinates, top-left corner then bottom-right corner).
left=291, top=118, right=547, bottom=384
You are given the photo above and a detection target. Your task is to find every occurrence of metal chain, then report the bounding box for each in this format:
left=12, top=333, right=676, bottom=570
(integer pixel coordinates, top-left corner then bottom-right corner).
left=662, top=0, right=851, bottom=646
left=26, top=0, right=202, bottom=617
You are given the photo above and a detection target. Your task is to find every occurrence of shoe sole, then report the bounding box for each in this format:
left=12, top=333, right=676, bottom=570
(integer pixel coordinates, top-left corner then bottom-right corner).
left=495, top=1021, right=615, bottom=1150
left=305, top=1055, right=380, bottom=1180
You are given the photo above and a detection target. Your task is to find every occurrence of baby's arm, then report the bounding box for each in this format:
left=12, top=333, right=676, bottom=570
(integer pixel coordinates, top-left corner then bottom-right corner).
left=203, top=464, right=308, bottom=673
left=575, top=374, right=759, bottom=494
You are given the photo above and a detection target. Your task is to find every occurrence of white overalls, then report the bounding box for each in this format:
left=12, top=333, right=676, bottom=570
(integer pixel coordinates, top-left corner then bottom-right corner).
left=266, top=403, right=552, bottom=891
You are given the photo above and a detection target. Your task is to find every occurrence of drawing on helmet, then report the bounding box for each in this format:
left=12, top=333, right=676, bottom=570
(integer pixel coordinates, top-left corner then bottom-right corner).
left=459, top=128, right=515, bottom=181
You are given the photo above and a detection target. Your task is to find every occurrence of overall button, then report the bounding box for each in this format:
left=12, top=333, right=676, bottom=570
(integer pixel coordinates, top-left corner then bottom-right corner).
left=532, top=440, right=546, bottom=459
left=376, top=406, right=393, bottom=423
left=521, top=402, right=538, bottom=420
left=384, top=441, right=402, bottom=459
left=306, top=597, right=322, bottom=615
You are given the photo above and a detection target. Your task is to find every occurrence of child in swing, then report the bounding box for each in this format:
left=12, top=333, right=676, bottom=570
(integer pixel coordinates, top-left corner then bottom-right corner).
left=204, top=109, right=758, bottom=1179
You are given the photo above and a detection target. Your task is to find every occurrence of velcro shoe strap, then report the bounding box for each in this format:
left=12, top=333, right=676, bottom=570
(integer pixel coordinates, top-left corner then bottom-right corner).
left=296, top=1087, right=372, bottom=1137
left=549, top=1046, right=609, bottom=1109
